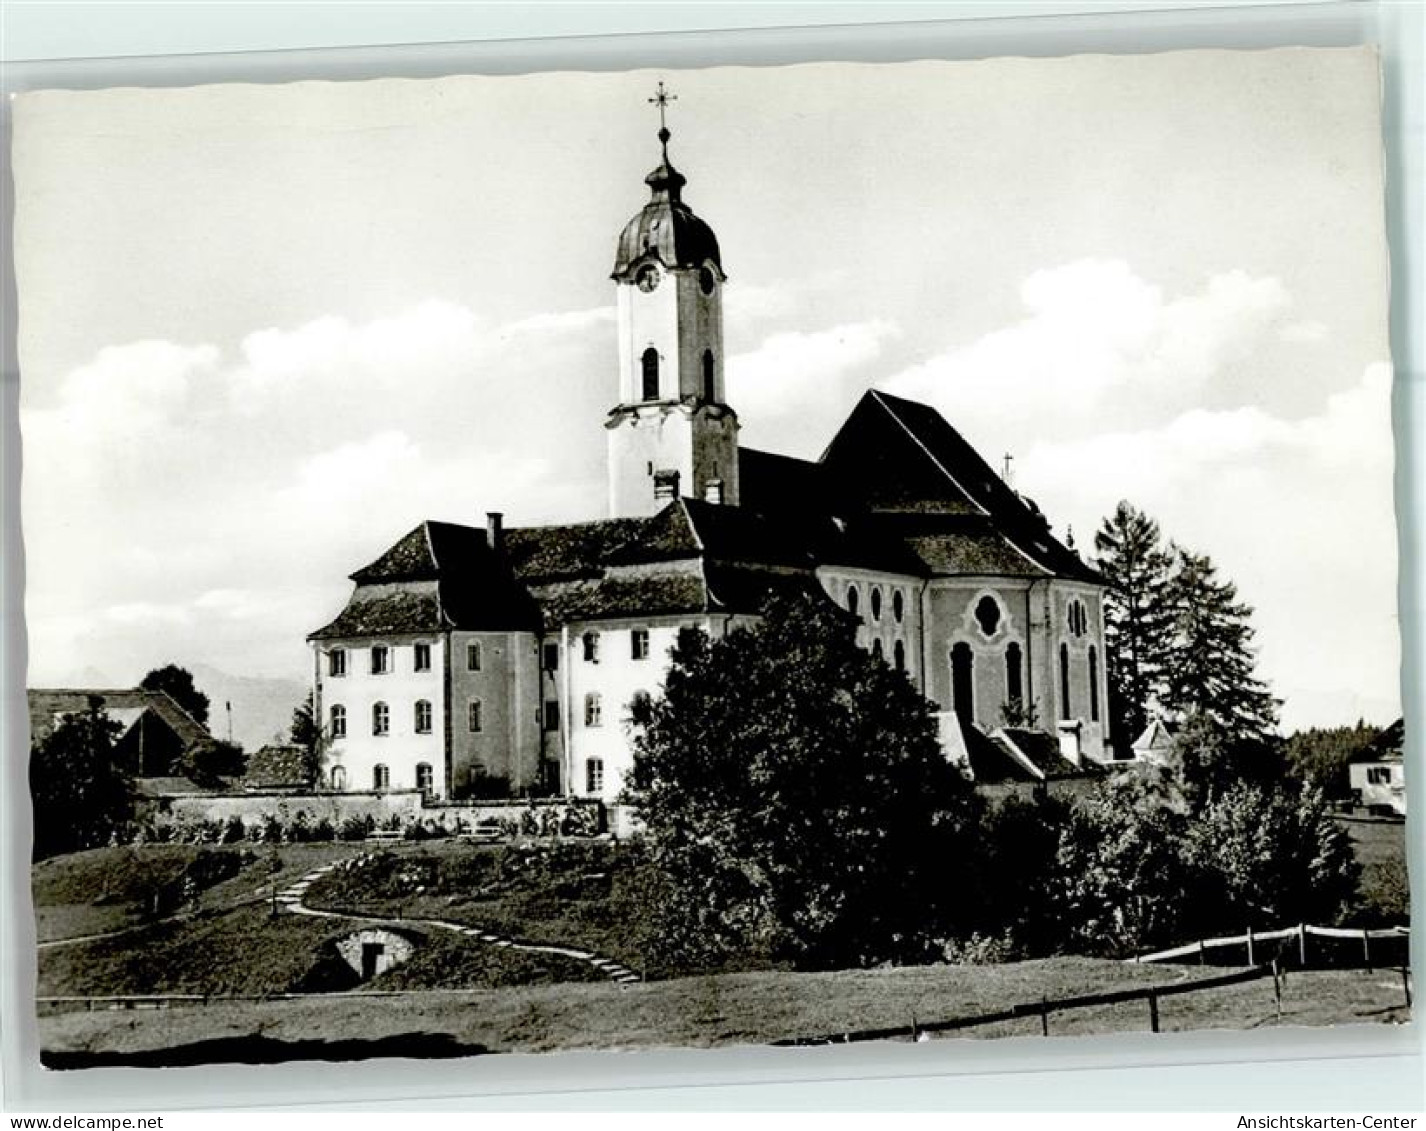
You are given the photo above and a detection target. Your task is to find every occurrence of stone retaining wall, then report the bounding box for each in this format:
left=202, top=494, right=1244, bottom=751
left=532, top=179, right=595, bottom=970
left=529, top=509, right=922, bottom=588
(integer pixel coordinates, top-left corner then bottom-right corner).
left=143, top=790, right=613, bottom=838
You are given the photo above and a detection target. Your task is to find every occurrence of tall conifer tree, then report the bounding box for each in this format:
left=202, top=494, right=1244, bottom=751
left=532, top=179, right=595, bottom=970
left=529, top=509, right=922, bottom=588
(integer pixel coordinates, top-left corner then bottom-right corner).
left=1162, top=549, right=1280, bottom=739
left=1093, top=502, right=1177, bottom=747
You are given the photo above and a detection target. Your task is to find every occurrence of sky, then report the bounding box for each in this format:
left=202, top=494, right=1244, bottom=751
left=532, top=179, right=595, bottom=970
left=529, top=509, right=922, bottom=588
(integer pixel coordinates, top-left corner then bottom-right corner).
left=13, top=48, right=1398, bottom=733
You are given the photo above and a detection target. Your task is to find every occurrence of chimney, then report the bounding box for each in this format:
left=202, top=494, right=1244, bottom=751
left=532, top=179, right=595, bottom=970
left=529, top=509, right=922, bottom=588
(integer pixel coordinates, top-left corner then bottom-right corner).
left=1056, top=720, right=1083, bottom=767
left=486, top=511, right=504, bottom=553
left=653, top=469, right=680, bottom=501
left=704, top=478, right=724, bottom=505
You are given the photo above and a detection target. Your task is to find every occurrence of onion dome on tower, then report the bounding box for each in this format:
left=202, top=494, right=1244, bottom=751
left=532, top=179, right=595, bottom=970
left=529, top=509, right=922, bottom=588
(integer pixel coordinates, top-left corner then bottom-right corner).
left=612, top=88, right=723, bottom=281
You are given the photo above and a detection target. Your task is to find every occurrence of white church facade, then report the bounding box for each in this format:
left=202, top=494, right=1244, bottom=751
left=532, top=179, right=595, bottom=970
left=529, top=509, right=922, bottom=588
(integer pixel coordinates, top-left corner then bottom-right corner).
left=308, top=106, right=1117, bottom=804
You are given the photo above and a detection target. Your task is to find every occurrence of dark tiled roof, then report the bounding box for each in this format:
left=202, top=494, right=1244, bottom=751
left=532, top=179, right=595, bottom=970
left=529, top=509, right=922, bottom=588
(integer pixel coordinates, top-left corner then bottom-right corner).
left=902, top=527, right=1050, bottom=577
left=737, top=451, right=927, bottom=577
left=1001, top=728, right=1095, bottom=780
left=309, top=587, right=445, bottom=639
left=244, top=744, right=310, bottom=789
left=27, top=688, right=211, bottom=751
left=1367, top=718, right=1405, bottom=760
left=703, top=563, right=831, bottom=616
left=531, top=571, right=708, bottom=628
left=821, top=391, right=1102, bottom=584
left=315, top=520, right=541, bottom=639
left=350, top=525, right=440, bottom=584
left=739, top=448, right=834, bottom=515
left=680, top=497, right=815, bottom=569
left=964, top=725, right=1038, bottom=785
left=504, top=511, right=694, bottom=582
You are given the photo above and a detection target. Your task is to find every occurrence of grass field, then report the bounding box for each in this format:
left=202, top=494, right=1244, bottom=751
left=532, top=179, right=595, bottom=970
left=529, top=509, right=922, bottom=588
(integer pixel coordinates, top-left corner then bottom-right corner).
left=30, top=823, right=1411, bottom=1066
left=31, top=843, right=360, bottom=944
left=37, top=900, right=600, bottom=1000
left=37, top=959, right=1411, bottom=1067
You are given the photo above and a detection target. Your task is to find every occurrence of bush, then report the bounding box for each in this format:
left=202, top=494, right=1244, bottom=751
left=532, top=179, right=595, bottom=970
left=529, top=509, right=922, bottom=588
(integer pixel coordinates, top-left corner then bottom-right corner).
left=339, top=815, right=374, bottom=842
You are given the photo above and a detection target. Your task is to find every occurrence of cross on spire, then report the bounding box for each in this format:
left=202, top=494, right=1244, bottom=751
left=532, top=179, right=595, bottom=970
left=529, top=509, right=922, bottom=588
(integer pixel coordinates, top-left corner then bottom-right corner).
left=649, top=80, right=677, bottom=160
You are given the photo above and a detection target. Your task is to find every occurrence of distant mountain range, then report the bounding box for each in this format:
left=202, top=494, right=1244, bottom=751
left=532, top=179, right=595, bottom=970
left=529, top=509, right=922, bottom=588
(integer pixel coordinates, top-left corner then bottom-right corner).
left=188, top=663, right=308, bottom=751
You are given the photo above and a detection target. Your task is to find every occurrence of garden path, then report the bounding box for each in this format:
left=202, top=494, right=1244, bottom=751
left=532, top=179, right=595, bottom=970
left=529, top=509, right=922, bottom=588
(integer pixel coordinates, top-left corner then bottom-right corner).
left=277, top=855, right=642, bottom=984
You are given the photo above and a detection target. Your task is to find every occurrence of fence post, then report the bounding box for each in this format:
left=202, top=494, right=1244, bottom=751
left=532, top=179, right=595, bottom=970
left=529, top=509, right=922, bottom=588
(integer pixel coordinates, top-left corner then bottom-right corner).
left=1148, top=990, right=1160, bottom=1034
left=1362, top=929, right=1372, bottom=971
left=1402, top=967, right=1413, bottom=1010
left=1297, top=923, right=1308, bottom=968
left=1198, top=939, right=1206, bottom=966
left=1271, top=959, right=1282, bottom=1019
left=1246, top=926, right=1255, bottom=967
left=1040, top=997, right=1049, bottom=1037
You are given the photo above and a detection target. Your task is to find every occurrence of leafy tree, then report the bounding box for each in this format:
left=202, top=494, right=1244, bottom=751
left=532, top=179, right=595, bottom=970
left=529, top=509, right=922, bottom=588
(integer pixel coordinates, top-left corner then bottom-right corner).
left=976, top=793, right=1076, bottom=956
left=624, top=592, right=981, bottom=972
left=289, top=691, right=324, bottom=787
left=1054, top=767, right=1198, bottom=954
left=1182, top=780, right=1360, bottom=931
left=139, top=663, right=211, bottom=728
left=1164, top=711, right=1285, bottom=808
left=1093, top=503, right=1177, bottom=749
left=1162, top=549, right=1280, bottom=740
left=30, top=699, right=132, bottom=860
left=181, top=738, right=247, bottom=785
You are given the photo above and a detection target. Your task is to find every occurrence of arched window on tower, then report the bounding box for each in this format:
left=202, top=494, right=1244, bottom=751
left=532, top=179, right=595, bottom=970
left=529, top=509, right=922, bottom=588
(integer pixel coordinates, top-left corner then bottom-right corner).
left=1005, top=642, right=1024, bottom=712
left=1059, top=643, right=1072, bottom=720
left=847, top=585, right=860, bottom=621
left=702, top=349, right=716, bottom=402
left=1089, top=645, right=1101, bottom=723
left=641, top=347, right=660, bottom=401
left=951, top=643, right=974, bottom=726
left=893, top=639, right=906, bottom=673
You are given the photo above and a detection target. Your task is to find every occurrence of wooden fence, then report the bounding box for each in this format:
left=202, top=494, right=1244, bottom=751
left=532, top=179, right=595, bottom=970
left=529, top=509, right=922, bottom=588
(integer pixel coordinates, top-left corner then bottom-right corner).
left=1132, top=923, right=1411, bottom=969
left=773, top=964, right=1280, bottom=1046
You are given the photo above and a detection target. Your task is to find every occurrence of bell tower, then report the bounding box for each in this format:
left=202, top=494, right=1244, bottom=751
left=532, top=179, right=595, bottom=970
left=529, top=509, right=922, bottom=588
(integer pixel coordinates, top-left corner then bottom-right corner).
left=607, top=83, right=740, bottom=517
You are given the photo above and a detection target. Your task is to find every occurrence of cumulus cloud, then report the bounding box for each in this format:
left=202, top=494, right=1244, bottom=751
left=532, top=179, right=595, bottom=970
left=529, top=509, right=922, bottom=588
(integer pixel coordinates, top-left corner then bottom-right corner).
left=880, top=260, right=1295, bottom=442
left=727, top=319, right=901, bottom=452
left=20, top=300, right=613, bottom=686
left=722, top=269, right=852, bottom=329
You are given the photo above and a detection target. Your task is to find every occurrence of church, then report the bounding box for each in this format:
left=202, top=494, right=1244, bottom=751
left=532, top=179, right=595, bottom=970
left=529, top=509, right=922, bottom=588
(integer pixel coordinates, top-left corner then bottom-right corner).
left=308, top=97, right=1117, bottom=804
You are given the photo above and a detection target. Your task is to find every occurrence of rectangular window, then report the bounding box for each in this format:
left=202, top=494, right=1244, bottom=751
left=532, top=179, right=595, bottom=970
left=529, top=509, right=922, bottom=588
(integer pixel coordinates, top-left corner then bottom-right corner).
left=328, top=649, right=347, bottom=677
left=582, top=632, right=600, bottom=663
left=1367, top=766, right=1391, bottom=785
left=631, top=628, right=650, bottom=660
left=542, top=642, right=560, bottom=672
left=414, top=700, right=432, bottom=734
left=414, top=642, right=431, bottom=672
left=467, top=642, right=482, bottom=672
left=371, top=645, right=390, bottom=675
left=372, top=702, right=389, bottom=736
left=585, top=758, right=604, bottom=794
left=543, top=700, right=561, bottom=732
left=468, top=699, right=483, bottom=733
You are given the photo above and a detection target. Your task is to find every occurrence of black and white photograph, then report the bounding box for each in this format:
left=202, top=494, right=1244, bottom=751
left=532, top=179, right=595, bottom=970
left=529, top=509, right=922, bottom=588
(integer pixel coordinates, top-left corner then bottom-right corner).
left=12, top=45, right=1407, bottom=1069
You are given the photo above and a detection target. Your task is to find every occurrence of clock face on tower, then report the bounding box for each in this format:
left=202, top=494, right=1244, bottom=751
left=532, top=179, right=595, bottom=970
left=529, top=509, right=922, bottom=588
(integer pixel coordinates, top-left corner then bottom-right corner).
left=635, top=265, right=661, bottom=292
